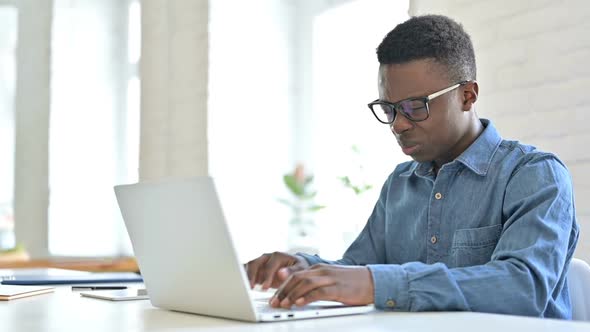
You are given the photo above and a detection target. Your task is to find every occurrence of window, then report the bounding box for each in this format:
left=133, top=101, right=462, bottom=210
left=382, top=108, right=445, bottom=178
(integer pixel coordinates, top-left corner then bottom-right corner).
left=208, top=0, right=294, bottom=262
left=310, top=0, right=410, bottom=257
left=208, top=0, right=409, bottom=260
left=0, top=5, right=17, bottom=250
left=48, top=0, right=139, bottom=256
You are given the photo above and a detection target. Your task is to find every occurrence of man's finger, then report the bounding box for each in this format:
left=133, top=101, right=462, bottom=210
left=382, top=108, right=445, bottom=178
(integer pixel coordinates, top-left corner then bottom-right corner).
left=278, top=262, right=307, bottom=281
left=295, top=285, right=339, bottom=307
left=272, top=269, right=332, bottom=308
left=244, top=262, right=253, bottom=288
left=258, top=260, right=276, bottom=290
left=259, top=253, right=289, bottom=289
left=283, top=276, right=334, bottom=308
left=269, top=273, right=291, bottom=307
left=246, top=255, right=269, bottom=288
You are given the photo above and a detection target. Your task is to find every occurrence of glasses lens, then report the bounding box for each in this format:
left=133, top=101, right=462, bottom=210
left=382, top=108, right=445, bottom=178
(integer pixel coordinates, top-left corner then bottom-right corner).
left=397, top=99, right=428, bottom=121
left=372, top=103, right=395, bottom=123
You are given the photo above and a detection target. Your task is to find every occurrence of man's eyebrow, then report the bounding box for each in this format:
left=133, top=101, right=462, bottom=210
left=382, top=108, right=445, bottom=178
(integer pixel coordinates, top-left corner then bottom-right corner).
left=384, top=92, right=422, bottom=105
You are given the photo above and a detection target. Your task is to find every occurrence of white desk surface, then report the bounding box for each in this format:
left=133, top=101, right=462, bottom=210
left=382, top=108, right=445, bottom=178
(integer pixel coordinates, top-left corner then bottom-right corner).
left=2, top=284, right=590, bottom=332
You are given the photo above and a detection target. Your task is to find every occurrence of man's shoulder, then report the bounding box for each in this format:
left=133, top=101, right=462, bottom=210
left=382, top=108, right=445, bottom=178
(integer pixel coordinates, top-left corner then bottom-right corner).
left=497, top=138, right=568, bottom=176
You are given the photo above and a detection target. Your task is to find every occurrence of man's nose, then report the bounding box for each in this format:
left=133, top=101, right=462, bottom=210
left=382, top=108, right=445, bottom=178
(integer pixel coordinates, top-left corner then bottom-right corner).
left=391, top=113, right=413, bottom=135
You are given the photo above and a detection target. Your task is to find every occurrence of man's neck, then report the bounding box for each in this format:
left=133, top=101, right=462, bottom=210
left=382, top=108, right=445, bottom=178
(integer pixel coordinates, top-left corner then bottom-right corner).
left=433, top=119, right=484, bottom=175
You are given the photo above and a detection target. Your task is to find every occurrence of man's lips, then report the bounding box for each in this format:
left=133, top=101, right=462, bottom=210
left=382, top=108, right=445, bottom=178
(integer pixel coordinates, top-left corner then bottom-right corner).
left=401, top=145, right=419, bottom=155
left=398, top=141, right=420, bottom=155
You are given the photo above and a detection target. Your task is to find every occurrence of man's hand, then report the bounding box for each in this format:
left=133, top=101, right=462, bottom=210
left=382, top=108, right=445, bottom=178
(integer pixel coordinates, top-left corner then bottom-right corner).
left=245, top=252, right=310, bottom=290
left=270, top=264, right=374, bottom=308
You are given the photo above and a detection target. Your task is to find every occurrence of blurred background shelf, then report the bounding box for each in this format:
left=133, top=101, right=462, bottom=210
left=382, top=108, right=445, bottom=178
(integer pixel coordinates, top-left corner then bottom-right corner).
left=0, top=255, right=139, bottom=273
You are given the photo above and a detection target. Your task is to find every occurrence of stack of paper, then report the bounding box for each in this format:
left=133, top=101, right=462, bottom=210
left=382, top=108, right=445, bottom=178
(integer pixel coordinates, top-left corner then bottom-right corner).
left=0, top=285, right=54, bottom=301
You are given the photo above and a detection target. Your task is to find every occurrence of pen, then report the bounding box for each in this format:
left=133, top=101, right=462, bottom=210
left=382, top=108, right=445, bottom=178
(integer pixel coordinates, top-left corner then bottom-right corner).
left=72, top=286, right=128, bottom=291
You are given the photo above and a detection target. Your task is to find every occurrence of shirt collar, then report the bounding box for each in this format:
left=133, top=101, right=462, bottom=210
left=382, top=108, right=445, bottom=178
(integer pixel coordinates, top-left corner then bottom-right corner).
left=455, top=119, right=502, bottom=176
left=399, top=119, right=502, bottom=177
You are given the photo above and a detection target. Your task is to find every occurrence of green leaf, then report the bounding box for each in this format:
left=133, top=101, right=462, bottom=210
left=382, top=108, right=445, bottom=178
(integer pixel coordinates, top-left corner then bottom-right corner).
left=352, top=186, right=361, bottom=195
left=338, top=176, right=352, bottom=187
left=277, top=198, right=296, bottom=208
left=301, top=191, right=317, bottom=200
left=307, top=205, right=326, bottom=212
left=283, top=174, right=304, bottom=197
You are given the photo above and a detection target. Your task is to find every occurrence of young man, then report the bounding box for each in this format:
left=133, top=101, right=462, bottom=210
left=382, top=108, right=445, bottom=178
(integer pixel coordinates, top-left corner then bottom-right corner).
left=246, top=15, right=579, bottom=319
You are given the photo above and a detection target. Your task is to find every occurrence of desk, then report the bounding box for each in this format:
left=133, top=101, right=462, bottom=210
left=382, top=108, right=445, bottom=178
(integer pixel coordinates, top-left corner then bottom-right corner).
left=1, top=285, right=590, bottom=332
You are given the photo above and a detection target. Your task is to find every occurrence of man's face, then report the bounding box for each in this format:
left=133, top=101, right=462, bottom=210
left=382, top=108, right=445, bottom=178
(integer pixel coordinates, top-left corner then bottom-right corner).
left=379, top=59, right=473, bottom=166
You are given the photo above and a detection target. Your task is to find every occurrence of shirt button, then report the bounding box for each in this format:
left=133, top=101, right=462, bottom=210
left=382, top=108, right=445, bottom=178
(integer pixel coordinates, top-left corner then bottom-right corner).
left=430, top=236, right=438, bottom=244
left=435, top=192, right=443, bottom=200
left=386, top=299, right=396, bottom=308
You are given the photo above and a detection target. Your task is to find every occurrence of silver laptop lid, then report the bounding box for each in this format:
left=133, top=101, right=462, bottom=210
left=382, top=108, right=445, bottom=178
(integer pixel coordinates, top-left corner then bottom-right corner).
left=114, top=177, right=257, bottom=321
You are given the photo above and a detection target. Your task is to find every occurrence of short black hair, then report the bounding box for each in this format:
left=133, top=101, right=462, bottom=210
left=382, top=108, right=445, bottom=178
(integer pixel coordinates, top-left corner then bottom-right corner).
left=377, top=15, right=476, bottom=82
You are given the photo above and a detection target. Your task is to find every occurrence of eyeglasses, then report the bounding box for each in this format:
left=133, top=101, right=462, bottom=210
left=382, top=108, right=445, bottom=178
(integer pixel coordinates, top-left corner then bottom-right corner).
left=367, top=81, right=469, bottom=124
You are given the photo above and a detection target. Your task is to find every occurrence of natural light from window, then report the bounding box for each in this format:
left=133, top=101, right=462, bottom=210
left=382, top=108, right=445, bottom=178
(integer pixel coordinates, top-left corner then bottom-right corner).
left=48, top=0, right=139, bottom=256
left=208, top=0, right=294, bottom=263
left=311, top=0, right=410, bottom=258
left=0, top=5, right=17, bottom=250
left=209, top=0, right=409, bottom=261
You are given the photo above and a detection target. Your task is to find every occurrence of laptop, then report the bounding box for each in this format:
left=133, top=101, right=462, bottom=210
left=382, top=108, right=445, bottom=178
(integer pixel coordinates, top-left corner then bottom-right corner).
left=114, top=176, right=374, bottom=322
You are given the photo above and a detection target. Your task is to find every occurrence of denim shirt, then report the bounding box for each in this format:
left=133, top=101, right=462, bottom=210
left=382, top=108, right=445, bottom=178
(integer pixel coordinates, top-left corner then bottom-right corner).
left=299, top=119, right=579, bottom=319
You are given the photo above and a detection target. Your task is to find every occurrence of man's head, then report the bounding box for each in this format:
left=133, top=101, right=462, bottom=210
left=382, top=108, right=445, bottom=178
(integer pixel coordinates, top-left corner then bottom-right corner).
left=375, top=15, right=480, bottom=167
left=378, top=14, right=476, bottom=83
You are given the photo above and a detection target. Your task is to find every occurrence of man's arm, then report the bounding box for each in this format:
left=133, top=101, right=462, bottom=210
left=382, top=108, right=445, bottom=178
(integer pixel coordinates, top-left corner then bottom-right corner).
left=268, top=175, right=393, bottom=308
left=368, top=155, right=578, bottom=316
left=245, top=174, right=392, bottom=291
left=297, top=173, right=393, bottom=266
left=250, top=174, right=393, bottom=299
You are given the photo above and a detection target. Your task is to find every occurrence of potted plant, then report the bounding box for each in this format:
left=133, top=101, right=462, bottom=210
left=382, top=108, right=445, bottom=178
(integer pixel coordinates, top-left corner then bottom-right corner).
left=278, top=164, right=325, bottom=254
left=337, top=145, right=373, bottom=244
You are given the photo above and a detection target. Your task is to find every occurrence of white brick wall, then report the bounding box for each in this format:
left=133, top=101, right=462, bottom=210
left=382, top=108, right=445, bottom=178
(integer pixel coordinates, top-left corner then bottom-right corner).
left=13, top=0, right=52, bottom=258
left=140, top=0, right=209, bottom=180
left=411, top=0, right=590, bottom=261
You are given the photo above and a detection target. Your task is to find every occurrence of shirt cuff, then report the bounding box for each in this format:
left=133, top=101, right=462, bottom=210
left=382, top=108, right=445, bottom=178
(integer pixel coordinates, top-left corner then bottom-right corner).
left=367, top=264, right=410, bottom=311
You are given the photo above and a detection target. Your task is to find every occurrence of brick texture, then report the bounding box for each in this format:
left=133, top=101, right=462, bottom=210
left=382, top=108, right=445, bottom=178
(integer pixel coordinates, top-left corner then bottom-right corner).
left=411, top=0, right=590, bottom=261
left=140, top=0, right=209, bottom=180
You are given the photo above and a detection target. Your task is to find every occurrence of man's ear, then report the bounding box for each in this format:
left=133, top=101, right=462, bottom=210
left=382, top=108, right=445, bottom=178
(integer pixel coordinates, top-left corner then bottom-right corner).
left=462, top=81, right=478, bottom=111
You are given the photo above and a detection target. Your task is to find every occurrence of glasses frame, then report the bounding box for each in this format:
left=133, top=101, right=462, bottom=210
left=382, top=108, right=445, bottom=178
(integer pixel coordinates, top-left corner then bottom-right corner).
left=368, top=80, right=470, bottom=124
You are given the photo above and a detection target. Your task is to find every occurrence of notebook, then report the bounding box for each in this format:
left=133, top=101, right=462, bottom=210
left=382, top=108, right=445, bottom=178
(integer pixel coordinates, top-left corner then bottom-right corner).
left=0, top=285, right=54, bottom=300
left=114, top=176, right=374, bottom=322
left=1, top=272, right=142, bottom=285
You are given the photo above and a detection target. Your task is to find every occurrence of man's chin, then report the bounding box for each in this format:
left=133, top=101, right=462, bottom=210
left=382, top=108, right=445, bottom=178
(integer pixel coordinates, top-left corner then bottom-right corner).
left=409, top=153, right=431, bottom=163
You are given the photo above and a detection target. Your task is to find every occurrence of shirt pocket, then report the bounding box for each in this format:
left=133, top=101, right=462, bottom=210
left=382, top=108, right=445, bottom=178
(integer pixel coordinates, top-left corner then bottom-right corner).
left=450, top=224, right=502, bottom=268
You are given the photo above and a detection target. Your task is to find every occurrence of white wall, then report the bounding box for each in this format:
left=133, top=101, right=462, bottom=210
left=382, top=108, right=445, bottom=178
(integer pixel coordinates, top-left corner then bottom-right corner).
left=13, top=0, right=52, bottom=257
left=140, top=0, right=209, bottom=180
left=411, top=0, right=590, bottom=261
